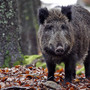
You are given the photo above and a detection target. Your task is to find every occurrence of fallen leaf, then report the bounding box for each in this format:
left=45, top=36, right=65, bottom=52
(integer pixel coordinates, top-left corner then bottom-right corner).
left=15, top=65, right=20, bottom=68
left=26, top=75, right=34, bottom=79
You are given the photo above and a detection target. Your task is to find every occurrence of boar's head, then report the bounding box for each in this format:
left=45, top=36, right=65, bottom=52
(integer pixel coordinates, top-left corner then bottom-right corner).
left=38, top=8, right=74, bottom=57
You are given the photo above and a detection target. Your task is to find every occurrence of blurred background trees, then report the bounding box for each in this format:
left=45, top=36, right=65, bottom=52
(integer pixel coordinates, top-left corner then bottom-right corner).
left=17, top=0, right=41, bottom=55
left=0, top=0, right=41, bottom=67
left=0, top=0, right=90, bottom=67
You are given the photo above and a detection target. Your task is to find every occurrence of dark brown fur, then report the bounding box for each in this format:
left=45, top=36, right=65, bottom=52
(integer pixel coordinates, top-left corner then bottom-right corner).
left=38, top=5, right=90, bottom=82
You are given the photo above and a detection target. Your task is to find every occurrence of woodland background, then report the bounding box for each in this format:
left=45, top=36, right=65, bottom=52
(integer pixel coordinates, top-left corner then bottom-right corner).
left=0, top=0, right=90, bottom=89
left=0, top=0, right=41, bottom=67
left=0, top=0, right=90, bottom=68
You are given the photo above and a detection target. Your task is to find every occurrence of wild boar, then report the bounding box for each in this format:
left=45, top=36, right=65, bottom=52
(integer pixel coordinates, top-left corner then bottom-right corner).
left=38, top=5, right=90, bottom=82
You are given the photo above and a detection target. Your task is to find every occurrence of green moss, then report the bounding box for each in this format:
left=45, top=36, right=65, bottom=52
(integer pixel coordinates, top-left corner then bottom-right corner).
left=13, top=54, right=24, bottom=66
left=23, top=55, right=42, bottom=65
left=56, top=63, right=65, bottom=70
left=25, top=16, right=29, bottom=20
left=13, top=55, right=42, bottom=67
left=13, top=60, right=23, bottom=66
left=36, top=61, right=46, bottom=68
left=76, top=66, right=85, bottom=75
left=2, top=51, right=11, bottom=68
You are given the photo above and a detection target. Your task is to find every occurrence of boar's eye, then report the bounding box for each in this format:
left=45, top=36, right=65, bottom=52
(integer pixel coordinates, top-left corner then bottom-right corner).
left=45, top=25, right=53, bottom=30
left=61, top=24, right=68, bottom=30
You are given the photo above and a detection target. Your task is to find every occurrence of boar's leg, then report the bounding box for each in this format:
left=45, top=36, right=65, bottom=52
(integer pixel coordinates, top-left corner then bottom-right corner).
left=65, top=60, right=76, bottom=82
left=46, top=61, right=56, bottom=81
left=84, top=50, right=90, bottom=78
left=64, top=54, right=76, bottom=82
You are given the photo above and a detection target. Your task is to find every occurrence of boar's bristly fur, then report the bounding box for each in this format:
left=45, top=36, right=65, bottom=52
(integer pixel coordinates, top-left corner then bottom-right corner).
left=38, top=5, right=90, bottom=82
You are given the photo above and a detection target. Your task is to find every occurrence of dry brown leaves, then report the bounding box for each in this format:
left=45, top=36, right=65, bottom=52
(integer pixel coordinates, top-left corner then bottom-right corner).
left=0, top=65, right=90, bottom=90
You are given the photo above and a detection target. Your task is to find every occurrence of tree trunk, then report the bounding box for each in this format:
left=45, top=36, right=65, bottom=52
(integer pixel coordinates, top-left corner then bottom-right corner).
left=17, top=0, right=41, bottom=55
left=0, top=0, right=23, bottom=67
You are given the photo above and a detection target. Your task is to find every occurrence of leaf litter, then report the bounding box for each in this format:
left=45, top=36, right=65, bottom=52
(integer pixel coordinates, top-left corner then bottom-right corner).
left=0, top=65, right=90, bottom=90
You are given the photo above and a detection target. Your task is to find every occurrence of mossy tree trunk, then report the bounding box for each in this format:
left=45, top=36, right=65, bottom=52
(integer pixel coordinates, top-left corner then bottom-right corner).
left=0, top=0, right=23, bottom=67
left=17, top=0, right=41, bottom=55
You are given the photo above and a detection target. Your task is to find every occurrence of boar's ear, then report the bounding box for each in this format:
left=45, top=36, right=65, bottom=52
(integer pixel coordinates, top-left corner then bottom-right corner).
left=38, top=8, right=49, bottom=24
left=61, top=6, right=72, bottom=21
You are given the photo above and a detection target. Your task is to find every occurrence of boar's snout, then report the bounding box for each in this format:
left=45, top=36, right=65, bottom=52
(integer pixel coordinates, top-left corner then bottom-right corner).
left=55, top=46, right=64, bottom=55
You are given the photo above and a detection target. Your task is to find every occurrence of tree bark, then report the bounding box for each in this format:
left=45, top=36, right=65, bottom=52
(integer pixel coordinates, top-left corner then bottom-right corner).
left=17, top=0, right=41, bottom=55
left=0, top=0, right=23, bottom=67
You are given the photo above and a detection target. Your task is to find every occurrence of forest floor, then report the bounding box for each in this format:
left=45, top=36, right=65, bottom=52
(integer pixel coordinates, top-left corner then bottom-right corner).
left=0, top=65, right=90, bottom=90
